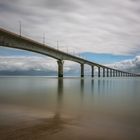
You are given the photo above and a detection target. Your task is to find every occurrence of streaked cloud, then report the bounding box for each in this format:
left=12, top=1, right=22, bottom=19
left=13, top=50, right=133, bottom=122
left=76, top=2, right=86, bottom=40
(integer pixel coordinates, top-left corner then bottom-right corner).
left=0, top=0, right=140, bottom=55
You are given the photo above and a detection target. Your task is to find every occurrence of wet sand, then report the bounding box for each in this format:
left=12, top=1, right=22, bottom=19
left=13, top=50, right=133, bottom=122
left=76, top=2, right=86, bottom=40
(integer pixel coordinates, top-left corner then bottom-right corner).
left=0, top=104, right=140, bottom=140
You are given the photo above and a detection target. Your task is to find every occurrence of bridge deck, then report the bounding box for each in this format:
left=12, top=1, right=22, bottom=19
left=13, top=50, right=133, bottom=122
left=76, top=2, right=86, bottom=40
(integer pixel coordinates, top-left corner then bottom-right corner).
left=0, top=27, right=138, bottom=76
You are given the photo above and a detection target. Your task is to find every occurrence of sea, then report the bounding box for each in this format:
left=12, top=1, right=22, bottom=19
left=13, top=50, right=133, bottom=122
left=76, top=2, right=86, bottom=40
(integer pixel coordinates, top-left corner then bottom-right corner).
left=0, top=77, right=140, bottom=140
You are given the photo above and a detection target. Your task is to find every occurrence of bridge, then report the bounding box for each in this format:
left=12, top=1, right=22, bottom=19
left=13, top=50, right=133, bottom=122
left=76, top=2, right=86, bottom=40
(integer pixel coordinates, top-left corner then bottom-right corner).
left=0, top=28, right=139, bottom=77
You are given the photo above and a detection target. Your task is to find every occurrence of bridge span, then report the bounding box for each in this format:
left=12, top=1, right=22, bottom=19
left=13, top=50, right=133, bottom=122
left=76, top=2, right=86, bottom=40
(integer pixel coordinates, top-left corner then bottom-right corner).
left=0, top=28, right=139, bottom=77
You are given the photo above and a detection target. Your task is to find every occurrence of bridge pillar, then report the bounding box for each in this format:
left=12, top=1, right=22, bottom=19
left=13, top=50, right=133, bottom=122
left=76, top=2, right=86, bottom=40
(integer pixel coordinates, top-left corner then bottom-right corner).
left=91, top=66, right=94, bottom=77
left=118, top=71, right=120, bottom=77
left=107, top=68, right=109, bottom=77
left=98, top=67, right=101, bottom=77
left=57, top=60, right=64, bottom=77
left=113, top=70, right=115, bottom=77
left=116, top=70, right=118, bottom=77
left=110, top=69, right=112, bottom=77
left=81, top=64, right=84, bottom=77
left=103, top=67, right=105, bottom=77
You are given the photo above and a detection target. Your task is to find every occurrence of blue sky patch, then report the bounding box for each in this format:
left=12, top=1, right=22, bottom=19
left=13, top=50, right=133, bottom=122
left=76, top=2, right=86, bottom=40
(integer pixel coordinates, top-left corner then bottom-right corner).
left=80, top=52, right=134, bottom=64
left=0, top=47, right=135, bottom=64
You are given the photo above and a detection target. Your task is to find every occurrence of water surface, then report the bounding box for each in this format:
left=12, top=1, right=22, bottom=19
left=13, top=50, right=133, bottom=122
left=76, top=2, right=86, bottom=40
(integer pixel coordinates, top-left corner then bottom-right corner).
left=0, top=77, right=140, bottom=140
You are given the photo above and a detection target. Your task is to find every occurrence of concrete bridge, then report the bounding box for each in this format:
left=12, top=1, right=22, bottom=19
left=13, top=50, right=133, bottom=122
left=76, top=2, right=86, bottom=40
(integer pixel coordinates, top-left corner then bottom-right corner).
left=0, top=28, right=139, bottom=77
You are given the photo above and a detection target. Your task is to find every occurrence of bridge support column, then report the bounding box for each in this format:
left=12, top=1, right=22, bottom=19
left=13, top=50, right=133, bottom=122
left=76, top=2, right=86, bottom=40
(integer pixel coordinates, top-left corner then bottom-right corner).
left=110, top=69, right=112, bottom=77
left=107, top=68, right=109, bottom=77
left=81, top=64, right=84, bottom=77
left=116, top=71, right=117, bottom=77
left=91, top=66, right=94, bottom=77
left=113, top=70, right=115, bottom=77
left=103, top=68, right=105, bottom=77
left=57, top=60, right=64, bottom=77
left=98, top=67, right=100, bottom=77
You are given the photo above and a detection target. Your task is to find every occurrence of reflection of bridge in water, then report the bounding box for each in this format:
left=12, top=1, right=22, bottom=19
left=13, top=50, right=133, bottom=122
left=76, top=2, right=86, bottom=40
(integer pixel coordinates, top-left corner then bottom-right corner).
left=0, top=28, right=139, bottom=77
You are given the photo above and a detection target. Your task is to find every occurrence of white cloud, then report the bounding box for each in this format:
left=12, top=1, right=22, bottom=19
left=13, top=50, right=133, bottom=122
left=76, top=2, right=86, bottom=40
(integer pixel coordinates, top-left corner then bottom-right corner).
left=0, top=56, right=56, bottom=71
left=108, top=56, right=140, bottom=73
left=0, top=0, right=140, bottom=55
left=0, top=55, right=140, bottom=74
left=0, top=56, right=80, bottom=73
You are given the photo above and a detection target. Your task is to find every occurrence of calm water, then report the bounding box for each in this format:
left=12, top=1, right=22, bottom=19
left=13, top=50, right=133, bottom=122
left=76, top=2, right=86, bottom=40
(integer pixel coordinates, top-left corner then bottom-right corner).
left=0, top=77, right=140, bottom=140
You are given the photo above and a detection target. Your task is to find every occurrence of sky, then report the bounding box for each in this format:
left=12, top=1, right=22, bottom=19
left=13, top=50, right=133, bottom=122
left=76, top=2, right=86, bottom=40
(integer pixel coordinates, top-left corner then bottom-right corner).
left=0, top=0, right=140, bottom=75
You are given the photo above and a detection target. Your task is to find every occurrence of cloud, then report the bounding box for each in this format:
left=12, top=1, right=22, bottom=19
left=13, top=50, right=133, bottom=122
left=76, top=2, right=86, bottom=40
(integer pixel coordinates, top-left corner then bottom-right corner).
left=0, top=0, right=140, bottom=55
left=0, top=55, right=140, bottom=75
left=0, top=56, right=80, bottom=74
left=0, top=56, right=56, bottom=71
left=108, top=56, right=140, bottom=73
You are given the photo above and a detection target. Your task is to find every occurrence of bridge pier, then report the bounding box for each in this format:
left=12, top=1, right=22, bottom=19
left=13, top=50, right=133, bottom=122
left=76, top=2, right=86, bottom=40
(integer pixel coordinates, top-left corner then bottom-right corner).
left=107, top=68, right=109, bottom=77
left=113, top=70, right=115, bottom=77
left=57, top=60, right=64, bottom=77
left=98, top=67, right=101, bottom=77
left=119, top=71, right=121, bottom=77
left=103, top=67, right=105, bottom=77
left=116, top=71, right=117, bottom=77
left=91, top=66, right=94, bottom=77
left=118, top=71, right=120, bottom=77
left=81, top=64, right=84, bottom=77
left=110, top=69, right=112, bottom=77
